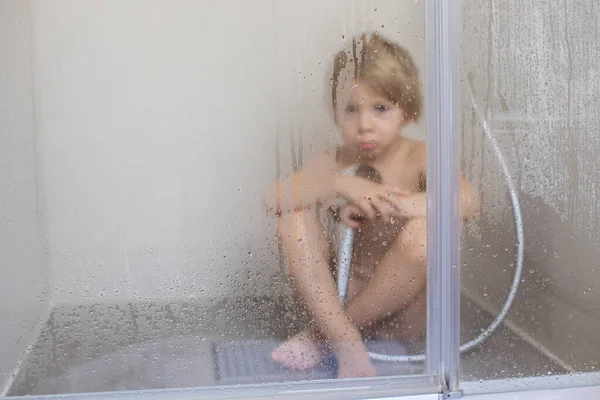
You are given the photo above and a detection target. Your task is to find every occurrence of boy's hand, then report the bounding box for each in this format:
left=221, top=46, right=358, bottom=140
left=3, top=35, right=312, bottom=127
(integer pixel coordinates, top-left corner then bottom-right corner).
left=389, top=193, right=427, bottom=219
left=340, top=204, right=363, bottom=229
left=336, top=175, right=405, bottom=223
left=335, top=343, right=377, bottom=379
left=340, top=193, right=426, bottom=227
left=337, top=175, right=427, bottom=223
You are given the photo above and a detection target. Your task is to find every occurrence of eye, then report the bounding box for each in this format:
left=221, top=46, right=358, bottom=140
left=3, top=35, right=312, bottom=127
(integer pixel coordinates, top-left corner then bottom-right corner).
left=345, top=105, right=358, bottom=113
left=375, top=104, right=389, bottom=112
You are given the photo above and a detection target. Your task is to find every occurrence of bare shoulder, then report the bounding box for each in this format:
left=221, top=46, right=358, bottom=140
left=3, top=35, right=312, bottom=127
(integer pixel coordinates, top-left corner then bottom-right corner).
left=410, top=140, right=427, bottom=171
left=398, top=137, right=426, bottom=169
left=407, top=138, right=426, bottom=161
left=393, top=137, right=426, bottom=191
left=407, top=139, right=427, bottom=190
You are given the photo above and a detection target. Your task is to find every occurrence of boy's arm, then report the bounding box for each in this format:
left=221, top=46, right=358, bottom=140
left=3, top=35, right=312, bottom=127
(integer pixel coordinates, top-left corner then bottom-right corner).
left=263, top=149, right=340, bottom=215
left=398, top=175, right=479, bottom=219
left=458, top=175, right=481, bottom=219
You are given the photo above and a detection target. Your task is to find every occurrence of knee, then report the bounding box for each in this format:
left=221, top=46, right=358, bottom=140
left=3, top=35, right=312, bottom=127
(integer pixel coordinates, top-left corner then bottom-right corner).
left=397, top=218, right=427, bottom=265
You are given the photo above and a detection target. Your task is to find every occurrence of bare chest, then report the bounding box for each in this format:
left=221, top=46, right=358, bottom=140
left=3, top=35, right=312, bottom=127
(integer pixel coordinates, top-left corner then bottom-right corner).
left=370, top=159, right=422, bottom=194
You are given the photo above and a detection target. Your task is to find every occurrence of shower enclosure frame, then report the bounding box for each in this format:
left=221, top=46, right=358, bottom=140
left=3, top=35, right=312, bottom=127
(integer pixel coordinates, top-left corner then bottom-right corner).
left=423, top=0, right=461, bottom=395
left=6, top=0, right=600, bottom=399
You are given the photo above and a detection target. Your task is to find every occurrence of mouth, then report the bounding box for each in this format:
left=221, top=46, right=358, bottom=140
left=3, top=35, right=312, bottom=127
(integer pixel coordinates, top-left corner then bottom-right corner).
left=359, top=142, right=377, bottom=151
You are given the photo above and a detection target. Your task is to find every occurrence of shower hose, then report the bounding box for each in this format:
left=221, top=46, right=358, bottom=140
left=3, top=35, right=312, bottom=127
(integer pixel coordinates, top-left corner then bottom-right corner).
left=336, top=77, right=525, bottom=363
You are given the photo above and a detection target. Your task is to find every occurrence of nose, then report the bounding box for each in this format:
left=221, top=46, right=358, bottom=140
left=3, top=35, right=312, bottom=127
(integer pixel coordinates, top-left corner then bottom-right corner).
left=358, top=110, right=374, bottom=134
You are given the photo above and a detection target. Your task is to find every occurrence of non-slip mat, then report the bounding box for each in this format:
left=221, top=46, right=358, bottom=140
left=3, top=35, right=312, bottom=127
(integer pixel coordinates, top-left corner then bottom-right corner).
left=211, top=338, right=419, bottom=385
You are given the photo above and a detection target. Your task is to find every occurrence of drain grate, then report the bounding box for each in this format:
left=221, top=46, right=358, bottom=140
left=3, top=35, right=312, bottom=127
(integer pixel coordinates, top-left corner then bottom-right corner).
left=211, top=339, right=335, bottom=385
left=210, top=338, right=417, bottom=385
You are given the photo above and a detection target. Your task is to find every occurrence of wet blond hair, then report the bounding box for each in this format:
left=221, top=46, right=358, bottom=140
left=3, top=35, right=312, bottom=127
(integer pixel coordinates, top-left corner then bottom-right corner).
left=329, top=31, right=422, bottom=122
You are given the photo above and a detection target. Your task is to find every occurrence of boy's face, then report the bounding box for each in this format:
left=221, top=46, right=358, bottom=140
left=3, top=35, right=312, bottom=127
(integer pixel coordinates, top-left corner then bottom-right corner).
left=335, top=80, right=405, bottom=157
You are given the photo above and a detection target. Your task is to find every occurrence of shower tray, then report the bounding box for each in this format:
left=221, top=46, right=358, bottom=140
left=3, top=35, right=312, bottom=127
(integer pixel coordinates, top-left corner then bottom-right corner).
left=6, top=296, right=565, bottom=397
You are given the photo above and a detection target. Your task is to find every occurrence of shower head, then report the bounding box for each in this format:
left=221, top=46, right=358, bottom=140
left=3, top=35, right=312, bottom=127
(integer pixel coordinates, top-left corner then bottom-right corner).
left=355, top=164, right=383, bottom=184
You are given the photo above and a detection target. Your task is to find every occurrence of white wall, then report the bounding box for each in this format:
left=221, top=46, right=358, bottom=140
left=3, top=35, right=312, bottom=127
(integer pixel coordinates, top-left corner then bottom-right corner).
left=30, top=0, right=425, bottom=305
left=0, top=0, right=49, bottom=391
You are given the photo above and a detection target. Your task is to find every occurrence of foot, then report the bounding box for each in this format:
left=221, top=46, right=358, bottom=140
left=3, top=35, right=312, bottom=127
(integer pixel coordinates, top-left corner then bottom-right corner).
left=270, top=329, right=323, bottom=370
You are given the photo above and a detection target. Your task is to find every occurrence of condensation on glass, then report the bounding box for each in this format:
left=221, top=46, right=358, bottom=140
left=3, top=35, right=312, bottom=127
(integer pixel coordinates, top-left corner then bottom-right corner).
left=0, top=1, right=440, bottom=398
left=459, top=0, right=600, bottom=386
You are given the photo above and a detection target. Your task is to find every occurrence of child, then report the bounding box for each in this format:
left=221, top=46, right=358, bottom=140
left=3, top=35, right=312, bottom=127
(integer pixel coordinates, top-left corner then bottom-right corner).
left=264, top=32, right=478, bottom=378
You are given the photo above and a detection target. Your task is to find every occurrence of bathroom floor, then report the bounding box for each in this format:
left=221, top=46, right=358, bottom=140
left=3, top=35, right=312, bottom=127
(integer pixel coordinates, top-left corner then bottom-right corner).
left=7, top=296, right=566, bottom=397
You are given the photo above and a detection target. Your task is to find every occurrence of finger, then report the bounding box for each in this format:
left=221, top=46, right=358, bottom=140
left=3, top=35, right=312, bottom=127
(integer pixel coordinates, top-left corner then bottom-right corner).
left=344, top=204, right=363, bottom=220
left=389, top=187, right=409, bottom=197
left=389, top=198, right=410, bottom=218
left=378, top=200, right=397, bottom=223
left=377, top=193, right=401, bottom=215
left=358, top=199, right=377, bottom=221
left=342, top=214, right=362, bottom=229
left=377, top=189, right=402, bottom=207
left=340, top=205, right=362, bottom=229
left=371, top=198, right=392, bottom=222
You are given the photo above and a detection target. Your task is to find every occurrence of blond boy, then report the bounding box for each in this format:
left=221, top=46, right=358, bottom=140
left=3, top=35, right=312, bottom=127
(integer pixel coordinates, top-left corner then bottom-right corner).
left=264, top=32, right=478, bottom=378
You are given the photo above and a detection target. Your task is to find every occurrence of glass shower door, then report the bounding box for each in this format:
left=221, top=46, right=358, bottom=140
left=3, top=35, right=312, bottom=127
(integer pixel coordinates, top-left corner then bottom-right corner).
left=459, top=0, right=600, bottom=395
left=0, top=0, right=460, bottom=399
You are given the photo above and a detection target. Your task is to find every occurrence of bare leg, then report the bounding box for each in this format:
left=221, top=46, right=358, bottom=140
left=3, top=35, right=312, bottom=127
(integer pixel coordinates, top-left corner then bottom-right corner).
left=270, top=209, right=332, bottom=370
left=384, top=217, right=427, bottom=343
left=373, top=290, right=427, bottom=343
left=344, top=217, right=427, bottom=340
left=272, top=213, right=426, bottom=373
left=271, top=209, right=373, bottom=377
